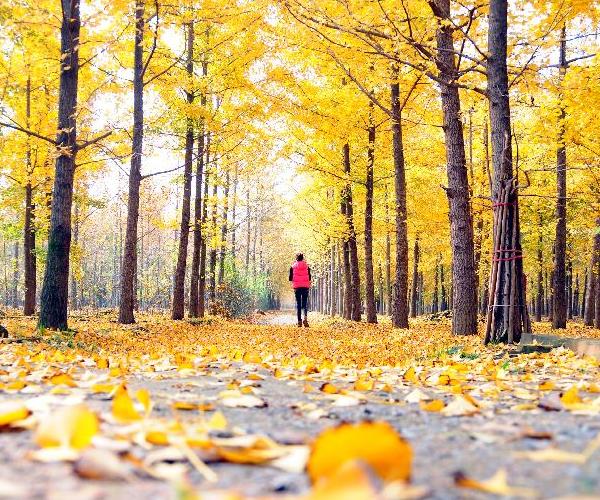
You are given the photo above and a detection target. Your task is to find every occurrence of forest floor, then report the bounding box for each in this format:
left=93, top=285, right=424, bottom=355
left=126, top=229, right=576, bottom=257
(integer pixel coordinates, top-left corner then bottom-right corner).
left=0, top=311, right=599, bottom=499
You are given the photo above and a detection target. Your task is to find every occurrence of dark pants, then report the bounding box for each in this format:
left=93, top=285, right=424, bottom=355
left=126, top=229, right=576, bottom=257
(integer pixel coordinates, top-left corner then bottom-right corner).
left=294, top=287, right=309, bottom=322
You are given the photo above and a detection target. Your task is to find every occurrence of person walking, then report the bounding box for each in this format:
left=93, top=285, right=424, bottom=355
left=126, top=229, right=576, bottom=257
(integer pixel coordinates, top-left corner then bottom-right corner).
left=289, top=253, right=311, bottom=327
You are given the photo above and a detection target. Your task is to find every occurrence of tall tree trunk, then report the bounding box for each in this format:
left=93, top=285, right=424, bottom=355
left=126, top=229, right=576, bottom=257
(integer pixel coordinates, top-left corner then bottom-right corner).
left=23, top=182, right=36, bottom=315
left=12, top=242, right=19, bottom=308
left=440, top=261, right=448, bottom=311
left=230, top=165, right=238, bottom=264
left=39, top=0, right=80, bottom=329
left=385, top=184, right=392, bottom=315
left=484, top=0, right=528, bottom=343
left=119, top=0, right=144, bottom=324
left=245, top=187, right=251, bottom=269
left=410, top=237, right=419, bottom=318
left=390, top=73, right=409, bottom=328
left=584, top=218, right=600, bottom=326
left=70, top=201, right=79, bottom=310
left=340, top=195, right=352, bottom=321
left=342, top=143, right=361, bottom=321
left=189, top=128, right=205, bottom=317
left=23, top=74, right=36, bottom=316
left=171, top=21, right=195, bottom=320
left=218, top=168, right=230, bottom=284
left=199, top=138, right=211, bottom=317
left=209, top=167, right=218, bottom=306
left=430, top=0, right=478, bottom=334
left=553, top=24, right=568, bottom=329
left=330, top=244, right=337, bottom=316
left=535, top=215, right=543, bottom=322
left=189, top=55, right=208, bottom=317
left=432, top=257, right=439, bottom=313
left=581, top=271, right=587, bottom=318
left=364, top=113, right=377, bottom=323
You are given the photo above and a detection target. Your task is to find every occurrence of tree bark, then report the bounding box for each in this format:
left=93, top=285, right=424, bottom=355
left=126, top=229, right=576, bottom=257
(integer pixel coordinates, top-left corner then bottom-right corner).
left=535, top=213, right=543, bottom=322
left=23, top=74, right=36, bottom=316
left=23, top=182, right=36, bottom=315
left=39, top=0, right=81, bottom=330
left=484, top=0, right=527, bottom=343
left=343, top=144, right=361, bottom=321
left=390, top=75, right=409, bottom=328
left=189, top=128, right=205, bottom=317
left=553, top=24, right=568, bottom=329
left=429, top=0, right=478, bottom=334
left=199, top=137, right=211, bottom=317
left=585, top=218, right=600, bottom=326
left=172, top=21, right=195, bottom=320
left=119, top=0, right=145, bottom=324
left=364, top=113, right=377, bottom=323
left=432, top=257, right=439, bottom=313
left=410, top=237, right=419, bottom=318
left=218, top=168, right=230, bottom=284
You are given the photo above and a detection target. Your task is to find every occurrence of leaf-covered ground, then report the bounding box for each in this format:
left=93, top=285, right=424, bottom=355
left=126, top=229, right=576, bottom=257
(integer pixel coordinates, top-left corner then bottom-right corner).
left=0, top=311, right=599, bottom=499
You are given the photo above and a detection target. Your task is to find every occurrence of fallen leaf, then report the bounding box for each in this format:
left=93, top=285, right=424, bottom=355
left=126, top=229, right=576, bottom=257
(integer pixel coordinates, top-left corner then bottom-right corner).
left=307, top=421, right=412, bottom=484
left=112, top=384, right=142, bottom=422
left=221, top=393, right=267, bottom=408
left=441, top=396, right=479, bottom=417
left=35, top=405, right=98, bottom=450
left=74, top=448, right=134, bottom=481
left=454, top=469, right=537, bottom=498
left=420, top=399, right=445, bottom=412
left=404, top=389, right=431, bottom=403
left=0, top=401, right=31, bottom=427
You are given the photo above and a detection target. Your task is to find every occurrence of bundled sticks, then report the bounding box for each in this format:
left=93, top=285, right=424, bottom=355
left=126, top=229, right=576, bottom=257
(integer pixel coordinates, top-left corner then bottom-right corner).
left=485, top=178, right=531, bottom=344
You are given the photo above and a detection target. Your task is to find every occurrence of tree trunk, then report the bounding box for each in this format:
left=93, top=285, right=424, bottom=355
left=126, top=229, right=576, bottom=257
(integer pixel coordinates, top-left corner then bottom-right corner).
left=553, top=24, right=568, bottom=329
left=39, top=0, right=81, bottom=330
left=364, top=114, right=377, bottom=323
left=209, top=167, right=218, bottom=307
left=172, top=21, right=195, bottom=320
left=429, top=0, right=477, bottom=335
left=567, top=259, right=573, bottom=320
left=410, top=237, right=419, bottom=318
left=189, top=127, right=205, bottom=317
left=230, top=165, right=238, bottom=264
left=440, top=261, right=448, bottom=311
left=23, top=182, right=36, bottom=315
left=218, top=168, right=230, bottom=284
left=342, top=143, right=361, bottom=321
left=70, top=201, right=79, bottom=310
left=23, top=74, right=36, bottom=316
left=390, top=74, right=409, bottom=328
left=432, top=257, right=439, bottom=313
left=119, top=0, right=144, bottom=324
left=484, top=0, right=527, bottom=343
left=385, top=185, right=392, bottom=315
left=581, top=271, right=587, bottom=318
left=535, top=216, right=543, bottom=322
left=585, top=218, right=600, bottom=326
left=199, top=139, right=211, bottom=317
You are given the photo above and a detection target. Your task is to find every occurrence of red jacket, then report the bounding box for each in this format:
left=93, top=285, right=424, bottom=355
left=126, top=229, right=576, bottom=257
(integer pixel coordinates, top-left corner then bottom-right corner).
left=290, top=261, right=311, bottom=288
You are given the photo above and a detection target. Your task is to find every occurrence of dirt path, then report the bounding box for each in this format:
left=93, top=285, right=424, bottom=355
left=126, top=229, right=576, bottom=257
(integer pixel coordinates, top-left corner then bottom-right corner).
left=0, top=317, right=599, bottom=499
